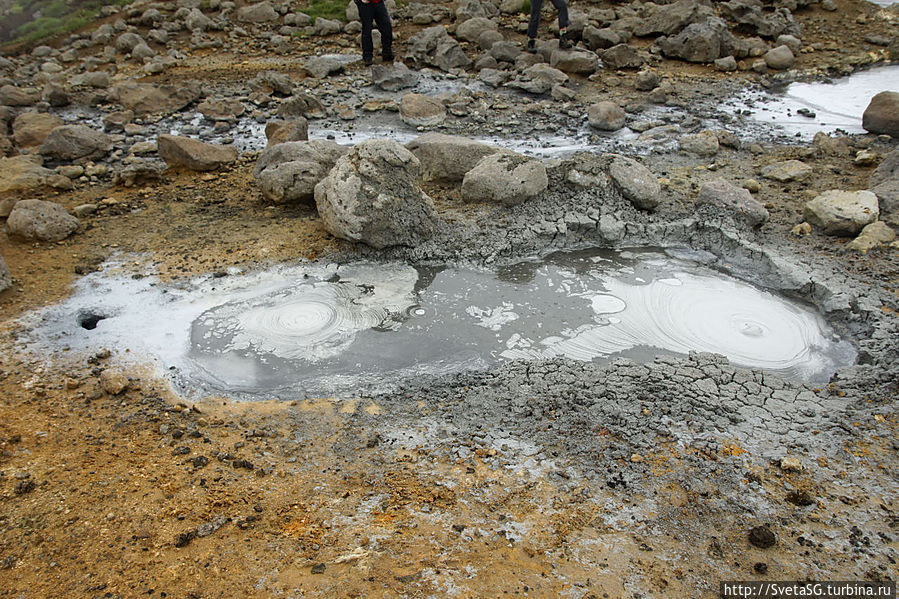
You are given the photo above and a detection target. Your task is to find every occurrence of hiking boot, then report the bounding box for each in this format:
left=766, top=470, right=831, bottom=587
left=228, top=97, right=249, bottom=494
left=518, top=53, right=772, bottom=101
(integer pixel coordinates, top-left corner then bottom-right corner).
left=526, top=38, right=537, bottom=53
left=363, top=56, right=373, bottom=66
left=559, top=31, right=571, bottom=49
left=382, top=50, right=394, bottom=62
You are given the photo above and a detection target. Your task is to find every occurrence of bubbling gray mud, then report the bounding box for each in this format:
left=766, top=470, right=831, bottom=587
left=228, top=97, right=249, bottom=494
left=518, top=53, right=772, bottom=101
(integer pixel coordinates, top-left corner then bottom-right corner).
left=20, top=248, right=855, bottom=398
left=187, top=248, right=854, bottom=395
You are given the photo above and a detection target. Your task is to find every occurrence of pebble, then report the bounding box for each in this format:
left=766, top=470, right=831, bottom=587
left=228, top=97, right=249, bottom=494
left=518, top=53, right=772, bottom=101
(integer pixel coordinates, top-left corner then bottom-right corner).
left=748, top=525, right=777, bottom=549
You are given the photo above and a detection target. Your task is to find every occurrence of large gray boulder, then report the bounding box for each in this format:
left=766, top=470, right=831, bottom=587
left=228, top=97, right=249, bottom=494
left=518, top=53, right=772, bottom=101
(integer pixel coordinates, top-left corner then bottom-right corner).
left=406, top=133, right=498, bottom=183
left=607, top=154, right=661, bottom=211
left=12, top=112, right=64, bottom=149
left=371, top=62, right=419, bottom=91
left=115, top=32, right=144, bottom=53
left=0, top=255, right=10, bottom=292
left=601, top=44, right=644, bottom=69
left=633, top=0, right=716, bottom=36
left=0, top=85, right=41, bottom=106
left=238, top=1, right=279, bottom=22
left=0, top=155, right=73, bottom=216
left=157, top=134, right=238, bottom=171
left=679, top=130, right=720, bottom=156
left=862, top=92, right=899, bottom=138
left=264, top=118, right=309, bottom=147
left=400, top=93, right=446, bottom=127
left=698, top=177, right=769, bottom=226
left=509, top=64, right=568, bottom=94
left=455, top=17, right=497, bottom=43
left=198, top=99, right=246, bottom=121
left=659, top=17, right=734, bottom=63
left=39, top=125, right=112, bottom=162
left=550, top=49, right=599, bottom=74
left=304, top=56, right=345, bottom=79
left=253, top=140, right=348, bottom=203
left=406, top=26, right=472, bottom=71
left=588, top=102, right=626, bottom=131
left=804, top=190, right=879, bottom=236
left=110, top=81, right=203, bottom=116
left=719, top=2, right=800, bottom=39
left=6, top=199, right=79, bottom=242
left=314, top=139, right=438, bottom=249
left=249, top=71, right=294, bottom=96
left=185, top=8, right=214, bottom=31
left=461, top=152, right=548, bottom=205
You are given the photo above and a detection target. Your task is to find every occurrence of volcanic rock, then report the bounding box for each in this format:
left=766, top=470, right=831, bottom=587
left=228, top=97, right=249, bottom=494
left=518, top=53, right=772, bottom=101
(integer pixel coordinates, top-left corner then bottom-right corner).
left=804, top=190, right=879, bottom=236
left=406, top=26, right=472, bottom=71
left=455, top=17, right=497, bottom=43
left=400, top=94, right=446, bottom=127
left=12, top=112, right=64, bottom=149
left=862, top=92, right=899, bottom=138
left=0, top=156, right=73, bottom=215
left=264, top=119, right=309, bottom=147
left=607, top=154, right=661, bottom=211
left=550, top=49, right=600, bottom=74
left=762, top=160, right=812, bottom=182
left=588, top=102, right=626, bottom=131
left=238, top=1, right=279, bottom=22
left=198, top=99, right=246, bottom=121
left=602, top=44, right=644, bottom=69
left=847, top=221, right=896, bottom=253
left=157, top=135, right=238, bottom=171
left=314, top=139, right=438, bottom=249
left=254, top=140, right=348, bottom=203
left=110, top=81, right=203, bottom=117
left=659, top=17, right=734, bottom=63
left=39, top=125, right=112, bottom=162
left=371, top=62, right=419, bottom=91
left=0, top=85, right=40, bottom=106
left=764, top=45, right=795, bottom=70
left=406, top=133, right=498, bottom=184
left=461, top=152, right=548, bottom=205
left=679, top=130, right=720, bottom=156
left=698, top=177, right=769, bottom=226
left=0, top=255, right=10, bottom=292
left=6, top=199, right=79, bottom=242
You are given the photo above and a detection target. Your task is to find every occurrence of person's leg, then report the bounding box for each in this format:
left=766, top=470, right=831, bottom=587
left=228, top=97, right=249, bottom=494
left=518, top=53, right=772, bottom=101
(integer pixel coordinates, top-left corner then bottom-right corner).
left=357, top=1, right=374, bottom=64
left=526, top=0, right=545, bottom=42
left=373, top=2, right=393, bottom=60
left=550, top=0, right=571, bottom=48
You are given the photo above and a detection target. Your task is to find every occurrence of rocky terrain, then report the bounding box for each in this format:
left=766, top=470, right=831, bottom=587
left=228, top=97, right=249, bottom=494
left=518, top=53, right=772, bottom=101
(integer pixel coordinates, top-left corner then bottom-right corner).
left=0, top=0, right=898, bottom=597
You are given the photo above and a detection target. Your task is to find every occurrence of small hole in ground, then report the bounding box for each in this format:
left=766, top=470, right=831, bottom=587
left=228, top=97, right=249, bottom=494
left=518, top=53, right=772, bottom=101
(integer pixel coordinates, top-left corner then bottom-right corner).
left=78, top=313, right=107, bottom=330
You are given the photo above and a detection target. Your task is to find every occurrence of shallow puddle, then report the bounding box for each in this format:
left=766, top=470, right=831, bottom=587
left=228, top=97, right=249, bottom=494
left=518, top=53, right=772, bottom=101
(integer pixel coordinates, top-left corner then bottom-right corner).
left=734, top=64, right=899, bottom=139
left=24, top=248, right=855, bottom=398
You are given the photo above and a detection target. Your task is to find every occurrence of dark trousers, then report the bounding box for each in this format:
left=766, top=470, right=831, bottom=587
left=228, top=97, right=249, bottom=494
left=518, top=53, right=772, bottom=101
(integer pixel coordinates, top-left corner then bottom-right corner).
left=527, top=0, right=570, bottom=39
left=356, top=0, right=393, bottom=60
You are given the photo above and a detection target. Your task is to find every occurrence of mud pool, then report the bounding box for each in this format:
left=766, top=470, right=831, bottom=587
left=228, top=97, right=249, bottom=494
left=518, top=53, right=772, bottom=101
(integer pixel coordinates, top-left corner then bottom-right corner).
left=734, top=64, right=899, bottom=140
left=22, top=248, right=855, bottom=399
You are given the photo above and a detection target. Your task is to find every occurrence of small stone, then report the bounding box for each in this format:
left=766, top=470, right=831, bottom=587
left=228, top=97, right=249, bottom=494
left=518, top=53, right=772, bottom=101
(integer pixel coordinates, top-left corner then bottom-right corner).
left=779, top=456, right=803, bottom=471
left=791, top=222, right=812, bottom=236
left=99, top=369, right=129, bottom=395
left=748, top=525, right=776, bottom=549
left=854, top=149, right=878, bottom=166
left=311, top=563, right=326, bottom=574
left=741, top=178, right=761, bottom=192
